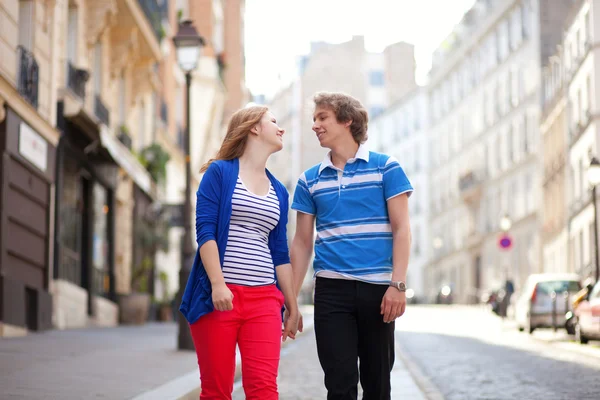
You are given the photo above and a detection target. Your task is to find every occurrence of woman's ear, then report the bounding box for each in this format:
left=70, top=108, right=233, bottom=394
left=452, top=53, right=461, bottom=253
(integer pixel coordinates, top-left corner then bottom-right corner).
left=250, top=123, right=260, bottom=136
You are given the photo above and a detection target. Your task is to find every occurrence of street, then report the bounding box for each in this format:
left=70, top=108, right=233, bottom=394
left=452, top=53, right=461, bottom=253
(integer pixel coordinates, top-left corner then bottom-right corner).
left=397, top=305, right=600, bottom=400
left=230, top=305, right=600, bottom=400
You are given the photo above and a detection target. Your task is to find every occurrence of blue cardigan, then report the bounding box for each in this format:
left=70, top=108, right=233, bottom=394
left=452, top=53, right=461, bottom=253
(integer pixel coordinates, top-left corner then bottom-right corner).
left=179, top=158, right=291, bottom=324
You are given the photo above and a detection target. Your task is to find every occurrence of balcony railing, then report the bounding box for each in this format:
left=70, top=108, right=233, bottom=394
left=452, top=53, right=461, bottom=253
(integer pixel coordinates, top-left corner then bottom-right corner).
left=117, top=125, right=133, bottom=150
left=95, top=95, right=110, bottom=126
left=138, top=0, right=168, bottom=42
left=16, top=45, right=39, bottom=108
left=67, top=62, right=89, bottom=100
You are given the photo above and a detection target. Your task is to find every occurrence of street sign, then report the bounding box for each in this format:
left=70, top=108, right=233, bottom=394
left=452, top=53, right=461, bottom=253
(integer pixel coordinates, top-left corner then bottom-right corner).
left=498, top=233, right=512, bottom=250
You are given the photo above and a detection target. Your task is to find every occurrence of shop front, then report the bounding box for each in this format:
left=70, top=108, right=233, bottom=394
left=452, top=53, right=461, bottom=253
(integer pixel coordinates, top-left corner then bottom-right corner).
left=0, top=107, right=57, bottom=336
left=52, top=115, right=118, bottom=329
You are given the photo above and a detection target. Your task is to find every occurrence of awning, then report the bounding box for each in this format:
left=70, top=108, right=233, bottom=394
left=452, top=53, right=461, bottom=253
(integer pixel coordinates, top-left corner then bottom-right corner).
left=99, top=127, right=154, bottom=197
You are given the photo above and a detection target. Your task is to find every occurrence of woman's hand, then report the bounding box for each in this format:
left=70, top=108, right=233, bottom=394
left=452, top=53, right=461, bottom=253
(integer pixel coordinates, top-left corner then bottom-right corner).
left=212, top=283, right=234, bottom=311
left=282, top=309, right=300, bottom=341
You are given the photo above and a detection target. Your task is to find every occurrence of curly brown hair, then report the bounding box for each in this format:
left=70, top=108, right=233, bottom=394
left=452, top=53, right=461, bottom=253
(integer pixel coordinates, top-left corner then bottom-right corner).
left=313, top=92, right=369, bottom=144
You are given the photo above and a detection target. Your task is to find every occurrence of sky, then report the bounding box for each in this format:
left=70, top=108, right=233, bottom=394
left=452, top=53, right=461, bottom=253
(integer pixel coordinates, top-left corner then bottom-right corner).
left=244, top=0, right=477, bottom=98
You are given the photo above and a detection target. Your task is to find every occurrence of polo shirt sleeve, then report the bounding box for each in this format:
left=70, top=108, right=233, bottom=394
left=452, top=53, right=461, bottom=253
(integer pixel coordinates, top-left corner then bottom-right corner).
left=291, top=173, right=316, bottom=215
left=383, top=156, right=413, bottom=200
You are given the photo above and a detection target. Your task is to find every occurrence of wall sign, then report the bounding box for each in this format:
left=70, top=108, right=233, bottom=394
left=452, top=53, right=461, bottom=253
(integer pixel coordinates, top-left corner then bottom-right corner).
left=19, top=122, right=48, bottom=172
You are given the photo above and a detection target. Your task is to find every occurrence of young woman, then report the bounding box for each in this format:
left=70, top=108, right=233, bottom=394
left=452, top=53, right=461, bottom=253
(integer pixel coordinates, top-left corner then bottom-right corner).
left=180, top=105, right=299, bottom=400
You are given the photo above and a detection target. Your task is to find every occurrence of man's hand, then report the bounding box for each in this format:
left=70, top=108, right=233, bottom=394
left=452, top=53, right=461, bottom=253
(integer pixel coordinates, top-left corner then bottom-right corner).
left=212, top=283, right=234, bottom=311
left=282, top=310, right=300, bottom=341
left=380, top=287, right=406, bottom=323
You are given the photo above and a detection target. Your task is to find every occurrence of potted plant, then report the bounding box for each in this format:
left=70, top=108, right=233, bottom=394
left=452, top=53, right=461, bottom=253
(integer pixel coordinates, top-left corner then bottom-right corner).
left=155, top=271, right=174, bottom=322
left=138, top=143, right=170, bottom=184
left=118, top=209, right=170, bottom=325
left=118, top=256, right=153, bottom=325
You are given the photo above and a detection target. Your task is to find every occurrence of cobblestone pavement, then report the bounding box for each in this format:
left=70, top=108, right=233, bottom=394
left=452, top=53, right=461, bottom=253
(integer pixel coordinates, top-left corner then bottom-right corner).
left=232, top=307, right=425, bottom=400
left=395, top=305, right=600, bottom=400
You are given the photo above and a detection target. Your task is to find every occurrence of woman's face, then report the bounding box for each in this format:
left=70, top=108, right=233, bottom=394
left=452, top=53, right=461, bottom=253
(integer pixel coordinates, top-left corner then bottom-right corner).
left=257, top=111, right=285, bottom=153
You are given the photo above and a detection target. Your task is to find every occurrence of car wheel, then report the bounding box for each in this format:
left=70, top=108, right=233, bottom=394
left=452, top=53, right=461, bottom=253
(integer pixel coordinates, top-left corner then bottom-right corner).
left=575, top=322, right=589, bottom=344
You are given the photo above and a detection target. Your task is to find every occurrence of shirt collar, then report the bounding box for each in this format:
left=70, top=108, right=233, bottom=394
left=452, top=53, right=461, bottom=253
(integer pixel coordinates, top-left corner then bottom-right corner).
left=318, top=143, right=370, bottom=175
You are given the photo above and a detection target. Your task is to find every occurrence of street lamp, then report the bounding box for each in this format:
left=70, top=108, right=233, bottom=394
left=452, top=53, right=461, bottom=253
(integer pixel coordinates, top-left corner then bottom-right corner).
left=588, top=157, right=600, bottom=281
left=500, top=214, right=512, bottom=232
left=174, top=20, right=205, bottom=351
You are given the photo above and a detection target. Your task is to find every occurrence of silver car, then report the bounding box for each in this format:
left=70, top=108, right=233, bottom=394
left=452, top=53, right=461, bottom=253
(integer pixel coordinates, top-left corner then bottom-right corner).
left=515, top=273, right=582, bottom=334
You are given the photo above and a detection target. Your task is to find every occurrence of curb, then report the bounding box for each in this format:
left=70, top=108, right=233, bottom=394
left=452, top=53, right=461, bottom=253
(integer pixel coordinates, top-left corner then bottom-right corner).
left=395, top=342, right=445, bottom=400
left=131, top=307, right=316, bottom=400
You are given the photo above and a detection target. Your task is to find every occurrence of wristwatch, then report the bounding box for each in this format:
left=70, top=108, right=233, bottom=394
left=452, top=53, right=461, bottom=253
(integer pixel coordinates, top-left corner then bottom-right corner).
left=390, top=281, right=407, bottom=292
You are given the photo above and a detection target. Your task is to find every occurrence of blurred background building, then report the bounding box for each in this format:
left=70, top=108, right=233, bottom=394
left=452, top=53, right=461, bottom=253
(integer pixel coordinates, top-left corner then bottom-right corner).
left=0, top=0, right=248, bottom=337
left=369, top=87, right=430, bottom=302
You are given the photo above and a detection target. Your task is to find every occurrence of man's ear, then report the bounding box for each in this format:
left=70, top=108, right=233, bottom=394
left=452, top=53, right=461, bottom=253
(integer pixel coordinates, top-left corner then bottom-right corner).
left=345, top=120, right=353, bottom=128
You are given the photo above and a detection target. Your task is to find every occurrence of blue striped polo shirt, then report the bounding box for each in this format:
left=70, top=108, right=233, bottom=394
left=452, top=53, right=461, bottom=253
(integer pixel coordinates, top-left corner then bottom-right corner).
left=291, top=144, right=413, bottom=284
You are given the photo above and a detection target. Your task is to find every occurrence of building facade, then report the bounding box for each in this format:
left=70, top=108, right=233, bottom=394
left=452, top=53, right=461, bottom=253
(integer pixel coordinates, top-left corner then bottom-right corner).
left=563, top=0, right=598, bottom=280
left=426, top=0, right=575, bottom=303
left=369, top=88, right=430, bottom=302
left=541, top=46, right=569, bottom=274
left=0, top=0, right=61, bottom=336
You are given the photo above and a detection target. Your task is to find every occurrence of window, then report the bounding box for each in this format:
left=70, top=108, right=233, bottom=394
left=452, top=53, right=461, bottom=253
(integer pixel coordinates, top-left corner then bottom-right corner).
left=507, top=126, right=514, bottom=163
left=521, top=3, right=529, bottom=39
left=93, top=41, right=103, bottom=95
left=67, top=7, right=78, bottom=62
left=587, top=75, right=593, bottom=115
left=523, top=173, right=531, bottom=213
left=496, top=136, right=502, bottom=171
left=18, top=0, right=34, bottom=50
left=370, top=106, right=385, bottom=118
left=369, top=70, right=385, bottom=86
left=118, top=72, right=126, bottom=125
left=586, top=11, right=592, bottom=43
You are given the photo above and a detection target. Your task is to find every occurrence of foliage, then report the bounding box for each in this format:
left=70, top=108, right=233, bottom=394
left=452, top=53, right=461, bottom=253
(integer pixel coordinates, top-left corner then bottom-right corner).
left=138, top=143, right=170, bottom=184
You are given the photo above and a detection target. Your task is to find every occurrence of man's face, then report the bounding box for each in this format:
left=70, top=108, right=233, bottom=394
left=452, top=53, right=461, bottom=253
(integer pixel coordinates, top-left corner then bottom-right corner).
left=312, top=106, right=350, bottom=148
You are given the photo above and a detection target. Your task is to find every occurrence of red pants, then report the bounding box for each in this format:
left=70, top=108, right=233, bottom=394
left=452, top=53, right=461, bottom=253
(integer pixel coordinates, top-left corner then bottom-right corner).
left=190, top=284, right=284, bottom=400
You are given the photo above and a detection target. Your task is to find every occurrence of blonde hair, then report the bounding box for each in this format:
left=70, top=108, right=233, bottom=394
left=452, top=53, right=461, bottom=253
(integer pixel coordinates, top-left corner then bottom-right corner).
left=200, top=105, right=269, bottom=173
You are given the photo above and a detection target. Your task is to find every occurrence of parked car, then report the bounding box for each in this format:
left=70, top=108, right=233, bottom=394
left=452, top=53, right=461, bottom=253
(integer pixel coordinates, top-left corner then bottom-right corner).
left=565, top=279, right=595, bottom=335
left=515, top=273, right=582, bottom=334
left=573, top=280, right=600, bottom=344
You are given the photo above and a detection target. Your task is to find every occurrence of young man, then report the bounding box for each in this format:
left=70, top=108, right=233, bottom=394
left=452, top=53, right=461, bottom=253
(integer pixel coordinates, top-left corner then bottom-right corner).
left=290, top=92, right=413, bottom=400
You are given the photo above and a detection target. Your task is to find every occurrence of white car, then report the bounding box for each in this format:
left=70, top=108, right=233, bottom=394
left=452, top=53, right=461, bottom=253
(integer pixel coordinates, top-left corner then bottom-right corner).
left=515, top=273, right=582, bottom=334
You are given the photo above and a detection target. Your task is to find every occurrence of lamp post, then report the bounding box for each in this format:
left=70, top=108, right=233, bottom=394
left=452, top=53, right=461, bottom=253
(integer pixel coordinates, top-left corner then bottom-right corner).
left=588, top=157, right=600, bottom=281
left=173, top=20, right=205, bottom=351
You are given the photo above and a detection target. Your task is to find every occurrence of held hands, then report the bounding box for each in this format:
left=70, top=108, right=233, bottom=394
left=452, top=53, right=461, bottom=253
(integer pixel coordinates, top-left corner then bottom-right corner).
left=282, top=308, right=301, bottom=342
left=212, top=283, right=234, bottom=311
left=380, top=287, right=406, bottom=323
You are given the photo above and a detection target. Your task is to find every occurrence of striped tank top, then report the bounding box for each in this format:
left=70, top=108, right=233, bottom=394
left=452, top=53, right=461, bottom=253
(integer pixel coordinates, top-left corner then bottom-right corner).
left=222, top=177, right=280, bottom=286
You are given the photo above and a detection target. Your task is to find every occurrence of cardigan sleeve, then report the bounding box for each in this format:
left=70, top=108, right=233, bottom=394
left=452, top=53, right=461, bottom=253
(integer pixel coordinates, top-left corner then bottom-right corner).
left=272, top=186, right=291, bottom=267
left=196, top=162, right=222, bottom=248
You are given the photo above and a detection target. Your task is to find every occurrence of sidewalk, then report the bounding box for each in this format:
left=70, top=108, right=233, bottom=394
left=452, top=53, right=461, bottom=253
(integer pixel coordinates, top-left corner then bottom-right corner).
left=0, top=305, right=430, bottom=400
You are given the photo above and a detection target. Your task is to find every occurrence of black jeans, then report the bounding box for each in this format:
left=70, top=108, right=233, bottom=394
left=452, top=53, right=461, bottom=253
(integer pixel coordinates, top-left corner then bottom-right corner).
left=314, top=277, right=395, bottom=400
